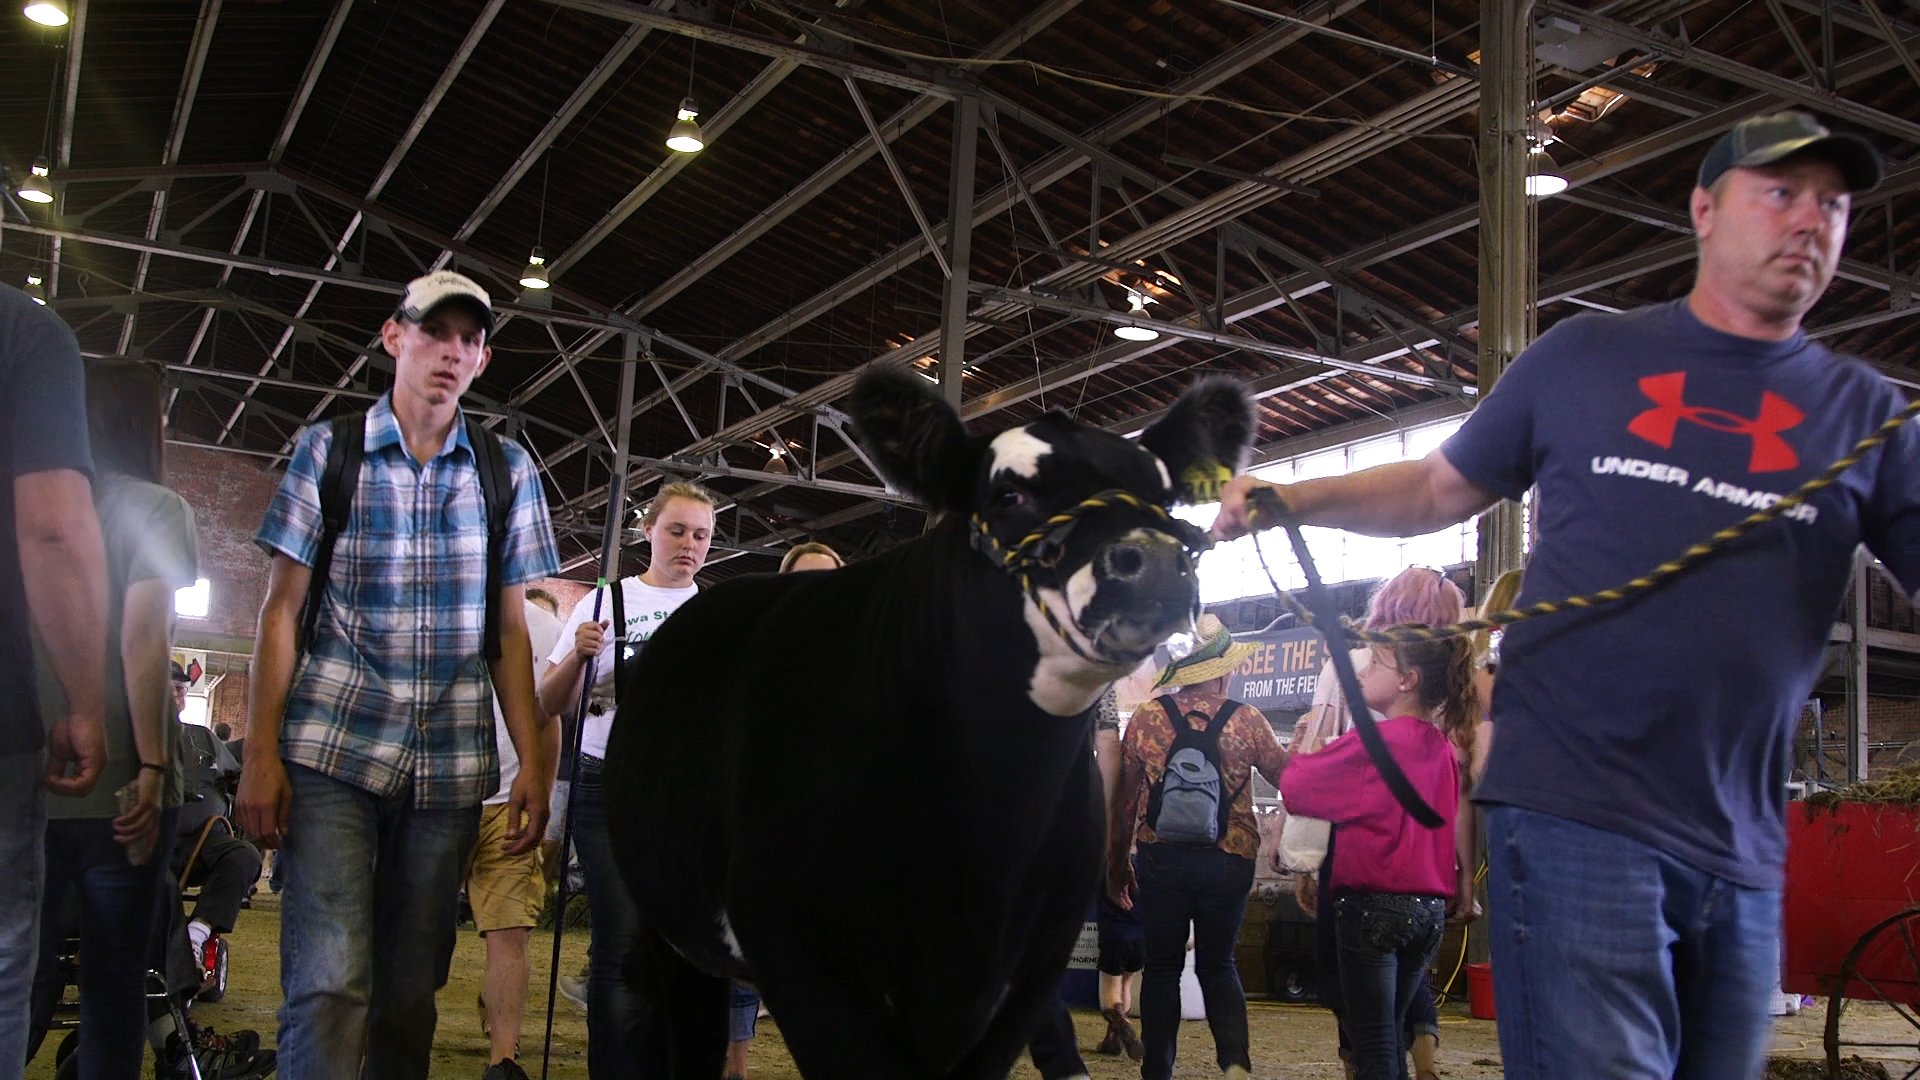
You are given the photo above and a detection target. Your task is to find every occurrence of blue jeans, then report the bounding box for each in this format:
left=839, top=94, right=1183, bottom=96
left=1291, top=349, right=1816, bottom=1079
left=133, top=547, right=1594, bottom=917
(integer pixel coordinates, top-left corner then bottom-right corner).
left=572, top=754, right=662, bottom=1079
left=28, top=815, right=169, bottom=1080
left=0, top=751, right=46, bottom=1080
left=1135, top=843, right=1255, bottom=1080
left=1486, top=805, right=1780, bottom=1080
left=1334, top=892, right=1446, bottom=1080
left=1025, top=979, right=1088, bottom=1080
left=1320, top=837, right=1441, bottom=1061
left=277, top=763, right=478, bottom=1080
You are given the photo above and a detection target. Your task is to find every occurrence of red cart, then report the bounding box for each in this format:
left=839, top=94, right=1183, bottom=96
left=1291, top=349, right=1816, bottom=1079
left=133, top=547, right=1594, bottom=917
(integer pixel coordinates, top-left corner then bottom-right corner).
left=1785, top=801, right=1920, bottom=1078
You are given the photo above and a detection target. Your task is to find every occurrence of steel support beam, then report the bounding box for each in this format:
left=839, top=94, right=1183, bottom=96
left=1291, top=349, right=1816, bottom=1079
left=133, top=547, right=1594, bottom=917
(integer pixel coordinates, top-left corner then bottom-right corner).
left=213, top=0, right=507, bottom=444
left=1541, top=0, right=1920, bottom=144
left=47, top=0, right=88, bottom=299
left=120, top=0, right=223, bottom=354
left=939, top=94, right=979, bottom=407
left=1477, top=0, right=1533, bottom=601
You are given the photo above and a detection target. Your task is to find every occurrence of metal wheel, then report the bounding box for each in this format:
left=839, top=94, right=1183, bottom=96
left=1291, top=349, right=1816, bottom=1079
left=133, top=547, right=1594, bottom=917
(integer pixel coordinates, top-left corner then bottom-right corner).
left=1825, top=906, right=1920, bottom=1079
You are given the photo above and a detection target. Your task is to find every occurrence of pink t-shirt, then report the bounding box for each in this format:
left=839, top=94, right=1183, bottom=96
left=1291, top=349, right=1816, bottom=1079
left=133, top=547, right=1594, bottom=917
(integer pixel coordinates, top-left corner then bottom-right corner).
left=1279, top=716, right=1460, bottom=897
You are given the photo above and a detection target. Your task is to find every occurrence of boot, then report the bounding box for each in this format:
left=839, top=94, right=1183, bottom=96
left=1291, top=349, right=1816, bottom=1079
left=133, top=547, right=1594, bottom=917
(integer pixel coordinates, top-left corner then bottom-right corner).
left=1102, top=1006, right=1143, bottom=1061
left=1094, top=1013, right=1123, bottom=1056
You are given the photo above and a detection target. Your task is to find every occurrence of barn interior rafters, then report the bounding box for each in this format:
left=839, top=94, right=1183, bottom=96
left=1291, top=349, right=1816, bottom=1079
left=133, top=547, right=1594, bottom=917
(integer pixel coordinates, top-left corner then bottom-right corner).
left=3, top=0, right=1916, bottom=579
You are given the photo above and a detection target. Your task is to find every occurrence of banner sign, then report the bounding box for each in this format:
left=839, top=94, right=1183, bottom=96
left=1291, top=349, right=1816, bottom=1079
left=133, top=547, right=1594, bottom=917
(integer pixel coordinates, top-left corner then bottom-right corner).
left=1221, top=627, right=1328, bottom=714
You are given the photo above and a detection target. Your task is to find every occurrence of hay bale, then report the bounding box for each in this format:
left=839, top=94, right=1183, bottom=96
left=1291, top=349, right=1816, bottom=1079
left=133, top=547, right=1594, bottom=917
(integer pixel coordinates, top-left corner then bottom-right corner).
left=1763, top=1056, right=1893, bottom=1080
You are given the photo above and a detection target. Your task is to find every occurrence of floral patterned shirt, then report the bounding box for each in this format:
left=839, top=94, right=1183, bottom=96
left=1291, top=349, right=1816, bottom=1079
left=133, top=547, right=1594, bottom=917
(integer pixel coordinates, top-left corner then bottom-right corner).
left=1112, top=689, right=1289, bottom=863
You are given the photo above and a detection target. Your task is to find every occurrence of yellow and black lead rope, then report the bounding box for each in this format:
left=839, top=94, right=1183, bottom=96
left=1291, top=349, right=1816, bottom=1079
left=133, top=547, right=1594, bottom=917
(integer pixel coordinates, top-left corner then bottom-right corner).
left=1246, top=395, right=1920, bottom=646
left=974, top=490, right=1207, bottom=666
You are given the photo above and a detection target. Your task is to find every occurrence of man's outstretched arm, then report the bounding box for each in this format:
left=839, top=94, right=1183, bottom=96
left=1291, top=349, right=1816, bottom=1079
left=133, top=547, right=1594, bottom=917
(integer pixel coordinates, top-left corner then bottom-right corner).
left=1212, top=448, right=1501, bottom=541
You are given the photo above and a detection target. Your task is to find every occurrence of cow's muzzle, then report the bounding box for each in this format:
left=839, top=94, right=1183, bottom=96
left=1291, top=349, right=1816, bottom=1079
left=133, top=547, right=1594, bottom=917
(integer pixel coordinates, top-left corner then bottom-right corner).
left=1083, top=529, right=1199, bottom=658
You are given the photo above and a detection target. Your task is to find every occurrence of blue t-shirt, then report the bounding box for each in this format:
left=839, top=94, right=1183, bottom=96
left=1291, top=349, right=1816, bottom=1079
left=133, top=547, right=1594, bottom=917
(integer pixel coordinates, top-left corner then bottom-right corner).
left=1, top=285, right=93, bottom=754
left=1444, top=298, right=1920, bottom=888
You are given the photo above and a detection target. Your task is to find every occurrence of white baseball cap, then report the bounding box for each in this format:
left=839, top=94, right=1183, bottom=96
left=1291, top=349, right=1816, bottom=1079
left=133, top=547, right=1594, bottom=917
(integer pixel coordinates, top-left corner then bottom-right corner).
left=394, top=270, right=495, bottom=334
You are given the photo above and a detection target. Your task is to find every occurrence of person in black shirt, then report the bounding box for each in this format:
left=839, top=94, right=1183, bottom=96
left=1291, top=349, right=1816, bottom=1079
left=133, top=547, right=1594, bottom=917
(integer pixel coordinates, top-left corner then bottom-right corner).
left=0, top=283, right=107, bottom=1080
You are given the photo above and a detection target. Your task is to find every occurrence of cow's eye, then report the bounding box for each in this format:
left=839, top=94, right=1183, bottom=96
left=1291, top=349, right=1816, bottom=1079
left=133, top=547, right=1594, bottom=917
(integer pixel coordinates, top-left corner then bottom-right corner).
left=994, top=488, right=1027, bottom=509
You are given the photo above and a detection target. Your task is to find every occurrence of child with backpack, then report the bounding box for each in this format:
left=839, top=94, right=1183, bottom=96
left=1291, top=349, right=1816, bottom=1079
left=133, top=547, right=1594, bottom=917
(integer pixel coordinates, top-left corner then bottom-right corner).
left=1279, top=631, right=1479, bottom=1080
left=1107, top=614, right=1287, bottom=1080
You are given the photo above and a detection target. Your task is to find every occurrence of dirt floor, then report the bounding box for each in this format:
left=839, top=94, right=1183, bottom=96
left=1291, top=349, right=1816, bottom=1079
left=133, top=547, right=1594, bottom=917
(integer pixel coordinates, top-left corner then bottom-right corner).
left=22, top=894, right=1920, bottom=1079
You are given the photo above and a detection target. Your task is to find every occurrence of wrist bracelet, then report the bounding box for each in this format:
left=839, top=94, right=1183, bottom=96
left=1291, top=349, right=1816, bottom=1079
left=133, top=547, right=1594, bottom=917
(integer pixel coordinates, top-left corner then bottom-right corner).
left=139, top=762, right=168, bottom=774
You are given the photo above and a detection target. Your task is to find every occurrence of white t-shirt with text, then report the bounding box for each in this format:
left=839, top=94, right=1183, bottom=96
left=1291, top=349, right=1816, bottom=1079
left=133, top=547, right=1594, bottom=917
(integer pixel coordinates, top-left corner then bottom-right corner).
left=549, top=577, right=699, bottom=759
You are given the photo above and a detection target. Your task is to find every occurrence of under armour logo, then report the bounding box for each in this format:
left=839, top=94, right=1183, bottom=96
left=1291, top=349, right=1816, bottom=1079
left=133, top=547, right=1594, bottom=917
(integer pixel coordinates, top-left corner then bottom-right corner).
left=1627, top=372, right=1804, bottom=473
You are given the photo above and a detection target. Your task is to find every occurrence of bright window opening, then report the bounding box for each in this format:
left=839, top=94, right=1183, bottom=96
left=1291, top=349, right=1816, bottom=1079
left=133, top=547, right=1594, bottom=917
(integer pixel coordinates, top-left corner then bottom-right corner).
left=1183, top=415, right=1505, bottom=604
left=179, top=693, right=210, bottom=728
left=176, top=578, right=211, bottom=619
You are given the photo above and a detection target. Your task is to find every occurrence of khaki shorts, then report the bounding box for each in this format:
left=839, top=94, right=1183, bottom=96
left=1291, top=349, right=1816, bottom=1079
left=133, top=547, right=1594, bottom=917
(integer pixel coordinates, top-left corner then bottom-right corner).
left=466, top=802, right=545, bottom=932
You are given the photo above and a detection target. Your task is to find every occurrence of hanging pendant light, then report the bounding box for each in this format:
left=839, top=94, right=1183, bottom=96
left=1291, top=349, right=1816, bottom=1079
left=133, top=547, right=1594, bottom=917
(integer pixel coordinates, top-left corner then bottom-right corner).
left=1113, top=291, right=1160, bottom=342
left=23, top=274, right=47, bottom=305
left=16, top=157, right=53, bottom=204
left=1525, top=151, right=1569, bottom=198
left=23, top=0, right=68, bottom=26
left=666, top=98, right=705, bottom=153
left=519, top=247, right=550, bottom=290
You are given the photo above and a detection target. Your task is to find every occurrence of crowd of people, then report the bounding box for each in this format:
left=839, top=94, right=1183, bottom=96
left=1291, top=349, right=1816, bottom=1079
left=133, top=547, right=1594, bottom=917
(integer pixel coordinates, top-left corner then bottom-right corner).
left=1, top=109, right=1915, bottom=1080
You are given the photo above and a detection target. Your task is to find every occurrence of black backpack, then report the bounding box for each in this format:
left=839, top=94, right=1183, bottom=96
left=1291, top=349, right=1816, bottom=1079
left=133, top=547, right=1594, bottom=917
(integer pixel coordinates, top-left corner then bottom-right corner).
left=1146, top=696, right=1247, bottom=846
left=298, top=411, right=513, bottom=662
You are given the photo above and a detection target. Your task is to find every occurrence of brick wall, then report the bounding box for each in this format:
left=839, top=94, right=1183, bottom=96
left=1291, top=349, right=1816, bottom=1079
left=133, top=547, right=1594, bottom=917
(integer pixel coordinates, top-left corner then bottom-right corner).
left=167, top=443, right=281, bottom=647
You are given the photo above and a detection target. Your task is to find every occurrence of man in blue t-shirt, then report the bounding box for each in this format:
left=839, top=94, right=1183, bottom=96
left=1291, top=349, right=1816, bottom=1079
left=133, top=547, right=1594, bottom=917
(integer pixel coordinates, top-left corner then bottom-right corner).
left=0, top=283, right=109, bottom=1080
left=1214, top=112, right=1920, bottom=1078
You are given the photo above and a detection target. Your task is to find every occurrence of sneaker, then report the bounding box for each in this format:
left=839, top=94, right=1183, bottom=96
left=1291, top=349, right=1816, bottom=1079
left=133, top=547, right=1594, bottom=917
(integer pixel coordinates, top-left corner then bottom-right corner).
left=190, top=1023, right=262, bottom=1057
left=160, top=1029, right=277, bottom=1080
left=557, top=974, right=588, bottom=1010
left=481, top=1059, right=531, bottom=1080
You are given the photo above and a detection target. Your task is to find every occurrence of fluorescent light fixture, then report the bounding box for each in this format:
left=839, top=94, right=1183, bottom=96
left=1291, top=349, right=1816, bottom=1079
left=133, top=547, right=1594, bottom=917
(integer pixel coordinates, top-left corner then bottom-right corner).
left=1113, top=291, right=1160, bottom=342
left=24, top=0, right=68, bottom=26
left=24, top=274, right=46, bottom=305
left=176, top=577, right=211, bottom=619
left=666, top=98, right=705, bottom=153
left=519, top=248, right=550, bottom=290
left=16, top=157, right=52, bottom=204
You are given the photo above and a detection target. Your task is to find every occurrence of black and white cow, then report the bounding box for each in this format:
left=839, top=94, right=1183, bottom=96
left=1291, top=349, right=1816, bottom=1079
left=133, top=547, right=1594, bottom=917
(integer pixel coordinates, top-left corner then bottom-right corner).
left=605, top=369, right=1255, bottom=1078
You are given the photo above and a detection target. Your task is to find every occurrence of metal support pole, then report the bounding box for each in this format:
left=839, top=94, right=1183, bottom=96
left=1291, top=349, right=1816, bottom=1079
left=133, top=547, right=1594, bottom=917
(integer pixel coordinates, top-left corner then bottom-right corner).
left=1849, top=551, right=1871, bottom=782
left=939, top=93, right=979, bottom=409
left=607, top=333, right=639, bottom=564
left=539, top=332, right=636, bottom=1080
left=1473, top=0, right=1534, bottom=604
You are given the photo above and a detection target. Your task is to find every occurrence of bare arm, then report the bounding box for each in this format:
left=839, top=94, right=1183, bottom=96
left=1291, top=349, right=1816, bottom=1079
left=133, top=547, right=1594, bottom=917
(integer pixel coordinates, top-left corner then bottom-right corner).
left=112, top=578, right=175, bottom=853
left=1212, top=449, right=1500, bottom=541
left=492, top=586, right=550, bottom=855
left=17, top=469, right=109, bottom=796
left=237, top=554, right=309, bottom=847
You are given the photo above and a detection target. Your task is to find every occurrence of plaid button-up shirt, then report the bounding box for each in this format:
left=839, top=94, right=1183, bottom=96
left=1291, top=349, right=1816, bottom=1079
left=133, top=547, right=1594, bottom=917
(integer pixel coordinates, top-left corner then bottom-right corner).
left=257, top=395, right=560, bottom=807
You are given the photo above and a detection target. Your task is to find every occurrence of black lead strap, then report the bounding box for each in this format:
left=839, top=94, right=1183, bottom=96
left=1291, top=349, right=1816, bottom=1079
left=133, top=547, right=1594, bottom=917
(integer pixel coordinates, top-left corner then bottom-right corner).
left=1253, top=488, right=1445, bottom=830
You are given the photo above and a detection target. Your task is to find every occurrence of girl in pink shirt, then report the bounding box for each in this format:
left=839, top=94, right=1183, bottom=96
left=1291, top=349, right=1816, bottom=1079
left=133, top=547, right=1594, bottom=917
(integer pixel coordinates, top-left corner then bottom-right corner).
left=1280, top=633, right=1480, bottom=1080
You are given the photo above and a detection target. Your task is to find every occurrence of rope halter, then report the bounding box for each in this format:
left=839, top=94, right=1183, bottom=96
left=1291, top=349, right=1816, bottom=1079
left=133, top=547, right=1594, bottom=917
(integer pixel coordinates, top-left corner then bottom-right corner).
left=970, top=488, right=1216, bottom=665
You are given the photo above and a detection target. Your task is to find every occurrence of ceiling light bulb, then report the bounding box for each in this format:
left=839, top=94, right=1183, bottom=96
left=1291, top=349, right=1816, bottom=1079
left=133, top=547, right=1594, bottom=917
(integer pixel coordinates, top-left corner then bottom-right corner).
left=24, top=274, right=46, bottom=305
left=519, top=247, right=550, bottom=290
left=1114, top=292, right=1160, bottom=341
left=1525, top=152, right=1569, bottom=197
left=16, top=157, right=53, bottom=204
left=23, top=0, right=68, bottom=25
left=666, top=98, right=705, bottom=153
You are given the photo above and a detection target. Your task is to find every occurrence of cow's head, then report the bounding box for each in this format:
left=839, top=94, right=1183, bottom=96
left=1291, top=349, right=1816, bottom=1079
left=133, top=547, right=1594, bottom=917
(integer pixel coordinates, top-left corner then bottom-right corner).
left=849, top=370, right=1255, bottom=714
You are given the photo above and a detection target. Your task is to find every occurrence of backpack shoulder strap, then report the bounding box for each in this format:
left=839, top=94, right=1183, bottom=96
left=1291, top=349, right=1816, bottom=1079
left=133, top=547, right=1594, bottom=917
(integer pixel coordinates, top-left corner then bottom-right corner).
left=609, top=579, right=627, bottom=701
left=465, top=416, right=511, bottom=663
left=301, top=413, right=365, bottom=654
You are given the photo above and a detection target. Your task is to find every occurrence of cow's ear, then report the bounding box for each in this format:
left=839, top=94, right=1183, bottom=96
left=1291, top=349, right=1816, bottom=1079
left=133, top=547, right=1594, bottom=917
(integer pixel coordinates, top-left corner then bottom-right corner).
left=1139, top=377, right=1256, bottom=504
left=848, top=369, right=983, bottom=514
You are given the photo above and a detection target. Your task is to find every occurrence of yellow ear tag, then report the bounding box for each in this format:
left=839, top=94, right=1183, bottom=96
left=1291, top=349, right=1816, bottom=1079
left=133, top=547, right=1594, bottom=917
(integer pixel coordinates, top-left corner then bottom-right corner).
left=1182, top=462, right=1233, bottom=503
